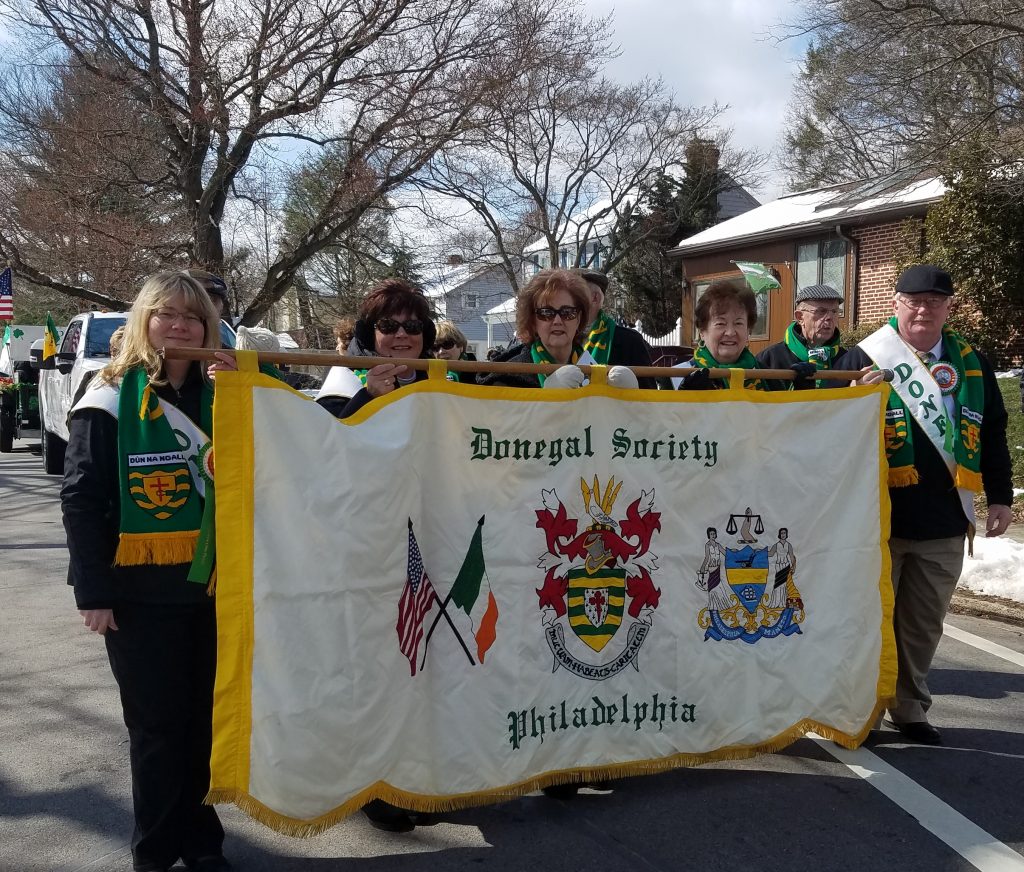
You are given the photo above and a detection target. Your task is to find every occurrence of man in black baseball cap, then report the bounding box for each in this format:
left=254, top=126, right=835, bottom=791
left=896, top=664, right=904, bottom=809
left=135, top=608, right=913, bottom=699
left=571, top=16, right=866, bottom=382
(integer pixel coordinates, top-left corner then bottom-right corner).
left=757, top=283, right=845, bottom=389
left=839, top=263, right=1012, bottom=745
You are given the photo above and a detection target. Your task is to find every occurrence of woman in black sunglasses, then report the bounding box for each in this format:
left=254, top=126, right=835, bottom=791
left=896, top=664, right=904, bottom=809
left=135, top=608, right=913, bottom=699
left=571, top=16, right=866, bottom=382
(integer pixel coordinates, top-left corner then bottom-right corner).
left=478, top=269, right=592, bottom=388
left=317, top=278, right=436, bottom=422
left=432, top=320, right=471, bottom=381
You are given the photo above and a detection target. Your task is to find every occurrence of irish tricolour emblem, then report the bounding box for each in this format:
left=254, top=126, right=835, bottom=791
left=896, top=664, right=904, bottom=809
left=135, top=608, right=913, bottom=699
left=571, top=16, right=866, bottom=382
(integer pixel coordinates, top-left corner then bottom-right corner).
left=695, top=509, right=805, bottom=644
left=535, top=477, right=661, bottom=680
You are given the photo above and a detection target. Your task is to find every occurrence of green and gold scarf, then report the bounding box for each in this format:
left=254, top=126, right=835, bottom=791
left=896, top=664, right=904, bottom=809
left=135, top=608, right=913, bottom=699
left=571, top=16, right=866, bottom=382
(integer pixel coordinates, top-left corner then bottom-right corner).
left=882, top=318, right=984, bottom=490
left=531, top=340, right=584, bottom=386
left=784, top=322, right=840, bottom=387
left=114, top=367, right=214, bottom=580
left=692, top=344, right=765, bottom=390
left=583, top=311, right=617, bottom=366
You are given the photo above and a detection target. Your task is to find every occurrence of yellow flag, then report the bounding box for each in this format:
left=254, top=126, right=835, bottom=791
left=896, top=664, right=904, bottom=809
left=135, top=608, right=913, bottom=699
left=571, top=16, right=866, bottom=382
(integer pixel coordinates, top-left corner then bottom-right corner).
left=43, top=313, right=59, bottom=361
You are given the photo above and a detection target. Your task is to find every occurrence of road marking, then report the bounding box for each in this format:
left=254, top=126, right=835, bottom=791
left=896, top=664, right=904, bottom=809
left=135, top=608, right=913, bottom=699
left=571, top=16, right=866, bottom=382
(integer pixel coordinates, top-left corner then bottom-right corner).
left=943, top=623, right=1024, bottom=670
left=813, top=738, right=1024, bottom=871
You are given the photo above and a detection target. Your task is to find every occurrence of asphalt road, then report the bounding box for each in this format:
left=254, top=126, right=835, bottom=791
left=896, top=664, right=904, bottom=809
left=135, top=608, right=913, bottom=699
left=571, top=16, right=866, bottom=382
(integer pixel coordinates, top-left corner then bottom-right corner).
left=3, top=438, right=1023, bottom=872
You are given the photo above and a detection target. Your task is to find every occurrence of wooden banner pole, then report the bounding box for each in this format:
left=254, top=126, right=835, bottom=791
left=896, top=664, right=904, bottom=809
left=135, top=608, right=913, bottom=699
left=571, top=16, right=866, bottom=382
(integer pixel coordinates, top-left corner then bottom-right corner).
left=161, top=346, right=871, bottom=383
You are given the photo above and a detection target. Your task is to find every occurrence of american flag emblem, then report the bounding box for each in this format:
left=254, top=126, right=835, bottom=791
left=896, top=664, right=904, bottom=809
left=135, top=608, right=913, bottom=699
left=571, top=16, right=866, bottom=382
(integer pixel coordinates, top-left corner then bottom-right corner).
left=397, top=520, right=437, bottom=676
left=0, top=268, right=12, bottom=320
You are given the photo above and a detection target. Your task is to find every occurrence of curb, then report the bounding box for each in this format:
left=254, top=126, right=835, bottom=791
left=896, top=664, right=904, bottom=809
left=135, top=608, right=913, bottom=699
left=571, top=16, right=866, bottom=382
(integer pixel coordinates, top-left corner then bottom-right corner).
left=949, top=590, right=1024, bottom=628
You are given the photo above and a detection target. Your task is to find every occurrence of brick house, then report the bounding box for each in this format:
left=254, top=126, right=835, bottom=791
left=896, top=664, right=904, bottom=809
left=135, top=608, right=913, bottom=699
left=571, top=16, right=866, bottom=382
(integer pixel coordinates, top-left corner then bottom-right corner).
left=669, top=175, right=946, bottom=354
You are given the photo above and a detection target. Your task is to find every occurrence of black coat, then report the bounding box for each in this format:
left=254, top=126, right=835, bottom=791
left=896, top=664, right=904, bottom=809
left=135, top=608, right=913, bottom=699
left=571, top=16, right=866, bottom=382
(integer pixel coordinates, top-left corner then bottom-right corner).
left=61, top=364, right=213, bottom=609
left=838, top=344, right=1012, bottom=540
left=756, top=325, right=845, bottom=391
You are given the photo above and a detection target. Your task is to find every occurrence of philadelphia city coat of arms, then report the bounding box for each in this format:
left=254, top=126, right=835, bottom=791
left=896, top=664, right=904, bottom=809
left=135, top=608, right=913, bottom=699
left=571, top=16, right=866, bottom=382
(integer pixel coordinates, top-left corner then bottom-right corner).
left=535, top=477, right=661, bottom=679
left=696, top=508, right=805, bottom=644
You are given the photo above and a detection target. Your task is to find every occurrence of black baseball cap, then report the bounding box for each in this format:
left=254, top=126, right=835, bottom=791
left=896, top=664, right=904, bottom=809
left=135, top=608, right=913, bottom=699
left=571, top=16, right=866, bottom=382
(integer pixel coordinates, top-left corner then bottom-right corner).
left=572, top=268, right=609, bottom=292
left=187, top=269, right=229, bottom=302
left=895, top=264, right=954, bottom=296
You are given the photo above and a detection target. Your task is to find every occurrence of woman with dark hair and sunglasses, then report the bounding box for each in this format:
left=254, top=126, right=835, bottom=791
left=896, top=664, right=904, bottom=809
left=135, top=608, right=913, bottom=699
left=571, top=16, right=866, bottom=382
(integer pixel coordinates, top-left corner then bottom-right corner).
left=432, top=320, right=471, bottom=381
left=317, top=278, right=436, bottom=420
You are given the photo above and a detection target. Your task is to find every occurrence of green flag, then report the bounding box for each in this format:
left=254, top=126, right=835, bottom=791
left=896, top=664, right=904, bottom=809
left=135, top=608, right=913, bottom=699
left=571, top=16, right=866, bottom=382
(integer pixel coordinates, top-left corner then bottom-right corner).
left=449, top=516, right=486, bottom=614
left=1, top=324, right=8, bottom=346
left=734, top=261, right=781, bottom=294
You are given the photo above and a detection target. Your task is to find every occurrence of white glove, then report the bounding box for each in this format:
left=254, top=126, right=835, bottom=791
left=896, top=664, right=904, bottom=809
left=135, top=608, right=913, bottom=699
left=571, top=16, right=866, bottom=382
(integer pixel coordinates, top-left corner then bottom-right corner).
left=607, top=366, right=639, bottom=389
left=543, top=365, right=585, bottom=389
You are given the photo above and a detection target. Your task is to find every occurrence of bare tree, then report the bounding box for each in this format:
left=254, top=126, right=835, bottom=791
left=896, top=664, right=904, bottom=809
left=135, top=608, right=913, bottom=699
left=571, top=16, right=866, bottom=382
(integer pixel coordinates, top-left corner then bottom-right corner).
left=0, top=0, right=567, bottom=321
left=413, top=6, right=757, bottom=292
left=778, top=0, right=1024, bottom=190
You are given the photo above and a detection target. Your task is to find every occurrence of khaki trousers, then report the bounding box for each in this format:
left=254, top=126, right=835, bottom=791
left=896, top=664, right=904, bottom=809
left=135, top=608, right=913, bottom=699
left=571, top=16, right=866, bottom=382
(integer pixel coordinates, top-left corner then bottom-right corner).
left=887, top=535, right=965, bottom=724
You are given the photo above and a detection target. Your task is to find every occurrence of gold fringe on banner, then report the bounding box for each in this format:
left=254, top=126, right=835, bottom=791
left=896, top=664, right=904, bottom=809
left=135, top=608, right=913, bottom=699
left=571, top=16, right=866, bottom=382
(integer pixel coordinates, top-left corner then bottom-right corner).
left=205, top=701, right=892, bottom=839
left=114, top=530, right=199, bottom=566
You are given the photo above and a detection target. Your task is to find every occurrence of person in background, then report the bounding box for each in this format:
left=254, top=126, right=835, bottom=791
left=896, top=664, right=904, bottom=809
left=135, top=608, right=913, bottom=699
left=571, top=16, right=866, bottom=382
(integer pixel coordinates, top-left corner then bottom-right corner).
left=333, top=317, right=355, bottom=355
left=574, top=268, right=657, bottom=389
left=432, top=320, right=471, bottom=381
left=186, top=269, right=231, bottom=323
left=838, top=264, right=1012, bottom=745
left=757, top=284, right=845, bottom=390
left=61, top=271, right=236, bottom=872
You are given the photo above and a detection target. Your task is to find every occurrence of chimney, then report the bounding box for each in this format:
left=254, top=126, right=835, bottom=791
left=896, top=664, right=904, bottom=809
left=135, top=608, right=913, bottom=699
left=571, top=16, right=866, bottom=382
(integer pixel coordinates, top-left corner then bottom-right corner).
left=686, top=138, right=721, bottom=174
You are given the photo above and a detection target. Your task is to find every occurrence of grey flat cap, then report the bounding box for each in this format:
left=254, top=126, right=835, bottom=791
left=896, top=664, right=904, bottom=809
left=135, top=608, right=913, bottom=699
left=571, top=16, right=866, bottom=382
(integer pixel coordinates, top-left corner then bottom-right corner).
left=572, top=268, right=609, bottom=292
left=795, top=283, right=843, bottom=303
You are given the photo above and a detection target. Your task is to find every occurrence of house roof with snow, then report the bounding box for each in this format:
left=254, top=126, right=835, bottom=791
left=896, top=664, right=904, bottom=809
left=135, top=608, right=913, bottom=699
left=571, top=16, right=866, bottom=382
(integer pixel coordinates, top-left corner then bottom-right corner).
left=671, top=175, right=946, bottom=257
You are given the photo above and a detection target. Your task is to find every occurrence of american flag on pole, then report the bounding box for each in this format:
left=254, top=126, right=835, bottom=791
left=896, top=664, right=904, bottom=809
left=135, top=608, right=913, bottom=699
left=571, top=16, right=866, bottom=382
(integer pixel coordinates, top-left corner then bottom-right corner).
left=397, top=519, right=437, bottom=676
left=0, top=268, right=12, bottom=320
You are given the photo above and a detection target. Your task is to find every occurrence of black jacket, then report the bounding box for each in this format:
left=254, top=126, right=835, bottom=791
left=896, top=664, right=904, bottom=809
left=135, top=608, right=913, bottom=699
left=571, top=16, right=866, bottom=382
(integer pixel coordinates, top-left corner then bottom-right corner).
left=838, top=343, right=1012, bottom=540
left=322, top=369, right=430, bottom=419
left=476, top=344, right=541, bottom=388
left=756, top=325, right=845, bottom=391
left=61, top=364, right=214, bottom=609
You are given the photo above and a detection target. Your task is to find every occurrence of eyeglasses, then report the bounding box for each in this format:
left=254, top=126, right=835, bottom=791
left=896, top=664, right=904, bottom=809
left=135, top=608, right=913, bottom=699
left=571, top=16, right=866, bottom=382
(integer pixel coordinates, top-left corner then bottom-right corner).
left=798, top=306, right=841, bottom=319
left=534, top=306, right=581, bottom=322
left=896, top=295, right=949, bottom=310
left=153, top=309, right=204, bottom=325
left=432, top=338, right=457, bottom=351
left=375, top=317, right=425, bottom=335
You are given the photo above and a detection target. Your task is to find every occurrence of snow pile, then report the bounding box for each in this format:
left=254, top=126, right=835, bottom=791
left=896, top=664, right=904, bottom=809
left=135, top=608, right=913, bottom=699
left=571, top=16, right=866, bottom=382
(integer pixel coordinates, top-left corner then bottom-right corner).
left=958, top=535, right=1024, bottom=604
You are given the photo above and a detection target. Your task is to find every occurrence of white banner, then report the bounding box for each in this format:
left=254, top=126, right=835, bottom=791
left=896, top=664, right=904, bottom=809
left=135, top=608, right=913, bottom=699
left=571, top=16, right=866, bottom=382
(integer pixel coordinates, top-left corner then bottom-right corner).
left=209, top=370, right=895, bottom=834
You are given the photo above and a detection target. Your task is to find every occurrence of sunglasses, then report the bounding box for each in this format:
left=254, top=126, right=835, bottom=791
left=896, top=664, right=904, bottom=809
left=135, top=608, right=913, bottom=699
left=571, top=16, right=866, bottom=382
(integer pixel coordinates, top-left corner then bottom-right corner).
left=432, top=339, right=458, bottom=351
left=534, top=306, right=581, bottom=322
left=375, top=317, right=425, bottom=335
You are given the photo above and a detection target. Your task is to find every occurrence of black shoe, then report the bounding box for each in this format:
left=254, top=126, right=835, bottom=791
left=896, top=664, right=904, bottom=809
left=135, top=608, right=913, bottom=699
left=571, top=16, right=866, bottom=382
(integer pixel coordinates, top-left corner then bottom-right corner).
left=542, top=784, right=579, bottom=800
left=363, top=799, right=416, bottom=833
left=184, top=857, right=232, bottom=872
left=890, top=720, right=942, bottom=745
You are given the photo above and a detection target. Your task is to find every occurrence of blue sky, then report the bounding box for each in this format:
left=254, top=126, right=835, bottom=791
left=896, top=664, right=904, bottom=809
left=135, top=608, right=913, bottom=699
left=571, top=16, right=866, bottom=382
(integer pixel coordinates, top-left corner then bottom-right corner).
left=581, top=0, right=806, bottom=201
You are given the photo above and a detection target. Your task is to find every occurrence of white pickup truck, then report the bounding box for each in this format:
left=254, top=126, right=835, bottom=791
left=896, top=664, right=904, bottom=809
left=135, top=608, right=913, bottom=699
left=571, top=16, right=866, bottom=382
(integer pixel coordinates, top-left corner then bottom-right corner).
left=37, top=311, right=127, bottom=473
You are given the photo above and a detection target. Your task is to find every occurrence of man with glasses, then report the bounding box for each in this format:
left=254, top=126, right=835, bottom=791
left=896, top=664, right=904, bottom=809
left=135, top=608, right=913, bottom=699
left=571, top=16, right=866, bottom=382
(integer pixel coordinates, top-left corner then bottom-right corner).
left=757, top=283, right=845, bottom=389
left=840, top=264, right=1012, bottom=745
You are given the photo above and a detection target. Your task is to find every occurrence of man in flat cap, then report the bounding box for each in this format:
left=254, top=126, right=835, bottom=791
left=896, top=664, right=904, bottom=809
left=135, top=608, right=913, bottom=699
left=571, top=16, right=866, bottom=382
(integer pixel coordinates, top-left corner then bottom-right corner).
left=757, top=283, right=845, bottom=389
left=574, top=268, right=657, bottom=389
left=840, top=264, right=1012, bottom=745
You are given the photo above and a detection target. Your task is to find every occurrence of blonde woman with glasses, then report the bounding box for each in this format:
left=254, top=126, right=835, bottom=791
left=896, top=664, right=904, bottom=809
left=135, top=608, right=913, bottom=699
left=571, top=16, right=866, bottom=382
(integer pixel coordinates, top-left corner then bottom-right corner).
left=61, top=271, right=236, bottom=872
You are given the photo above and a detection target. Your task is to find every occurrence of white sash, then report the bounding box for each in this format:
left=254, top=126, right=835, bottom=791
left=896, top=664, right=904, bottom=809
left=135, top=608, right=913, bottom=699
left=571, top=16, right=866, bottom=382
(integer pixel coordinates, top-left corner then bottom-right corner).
left=316, top=365, right=366, bottom=401
left=73, top=381, right=212, bottom=498
left=858, top=324, right=974, bottom=528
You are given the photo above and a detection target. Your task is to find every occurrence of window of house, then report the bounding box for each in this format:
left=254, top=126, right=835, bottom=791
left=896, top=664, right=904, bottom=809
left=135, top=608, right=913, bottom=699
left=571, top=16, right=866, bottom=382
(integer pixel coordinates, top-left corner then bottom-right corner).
left=796, top=238, right=848, bottom=298
left=463, top=293, right=479, bottom=310
left=559, top=249, right=569, bottom=268
left=692, top=276, right=769, bottom=342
